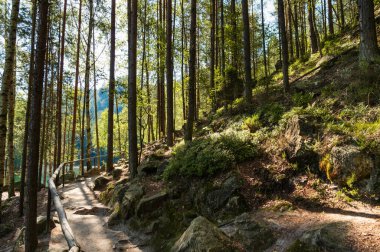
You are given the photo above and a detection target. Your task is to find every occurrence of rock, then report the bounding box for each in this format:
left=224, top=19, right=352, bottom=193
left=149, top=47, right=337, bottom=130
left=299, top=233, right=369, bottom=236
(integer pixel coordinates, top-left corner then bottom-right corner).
left=94, top=176, right=111, bottom=190
left=113, top=168, right=123, bottom=179
left=108, top=202, right=121, bottom=226
left=321, top=146, right=374, bottom=186
left=36, top=215, right=55, bottom=234
left=137, top=159, right=162, bottom=176
left=109, top=184, right=129, bottom=206
left=73, top=206, right=110, bottom=216
left=287, top=222, right=352, bottom=252
left=220, top=213, right=275, bottom=252
left=171, top=216, right=236, bottom=252
left=283, top=115, right=319, bottom=171
left=206, top=175, right=242, bottom=211
left=157, top=159, right=169, bottom=175
left=136, top=190, right=168, bottom=217
left=121, top=184, right=144, bottom=219
left=0, top=223, right=13, bottom=238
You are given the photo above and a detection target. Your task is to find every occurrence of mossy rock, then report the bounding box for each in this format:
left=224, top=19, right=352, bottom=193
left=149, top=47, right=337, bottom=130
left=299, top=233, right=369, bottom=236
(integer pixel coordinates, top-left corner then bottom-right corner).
left=320, top=146, right=374, bottom=186
left=121, top=184, right=144, bottom=219
left=171, top=216, right=237, bottom=252
left=220, top=213, right=275, bottom=252
left=136, top=190, right=168, bottom=217
left=287, top=222, right=352, bottom=252
left=112, top=168, right=123, bottom=179
left=94, top=176, right=111, bottom=191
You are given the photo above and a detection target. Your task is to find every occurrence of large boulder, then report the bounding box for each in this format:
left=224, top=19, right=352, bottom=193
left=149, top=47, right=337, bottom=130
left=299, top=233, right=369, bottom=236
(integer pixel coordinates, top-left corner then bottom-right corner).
left=196, top=174, right=248, bottom=220
left=136, top=190, right=168, bottom=217
left=121, top=184, right=144, bottom=219
left=137, top=155, right=169, bottom=176
left=220, top=213, right=275, bottom=251
left=171, top=216, right=237, bottom=252
left=282, top=115, right=319, bottom=171
left=112, top=168, right=123, bottom=179
left=320, top=146, right=374, bottom=186
left=287, top=222, right=352, bottom=252
left=93, top=176, right=111, bottom=190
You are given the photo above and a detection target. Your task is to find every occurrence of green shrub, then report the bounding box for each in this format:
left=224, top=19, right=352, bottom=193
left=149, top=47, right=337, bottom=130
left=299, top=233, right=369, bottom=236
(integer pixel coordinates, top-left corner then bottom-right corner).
left=291, top=92, right=314, bottom=107
left=164, top=133, right=258, bottom=179
left=243, top=114, right=262, bottom=132
left=258, top=102, right=285, bottom=125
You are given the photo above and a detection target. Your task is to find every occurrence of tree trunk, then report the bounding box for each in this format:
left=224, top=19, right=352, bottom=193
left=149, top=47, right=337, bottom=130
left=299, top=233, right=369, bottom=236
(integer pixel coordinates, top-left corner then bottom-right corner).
left=108, top=0, right=116, bottom=172
left=279, top=0, right=290, bottom=92
left=185, top=0, right=196, bottom=142
left=166, top=0, right=174, bottom=146
left=358, top=0, right=379, bottom=63
left=20, top=0, right=37, bottom=217
left=210, top=0, right=216, bottom=109
left=128, top=0, right=138, bottom=177
left=339, top=0, right=345, bottom=30
left=25, top=0, right=48, bottom=250
left=293, top=1, right=300, bottom=59
left=70, top=0, right=82, bottom=171
left=308, top=0, right=318, bottom=53
left=85, top=0, right=94, bottom=170
left=7, top=60, right=16, bottom=198
left=56, top=0, right=68, bottom=171
left=242, top=0, right=252, bottom=102
left=0, top=0, right=20, bottom=222
left=328, top=0, right=334, bottom=35
left=261, top=0, right=268, bottom=78
left=93, top=23, right=101, bottom=170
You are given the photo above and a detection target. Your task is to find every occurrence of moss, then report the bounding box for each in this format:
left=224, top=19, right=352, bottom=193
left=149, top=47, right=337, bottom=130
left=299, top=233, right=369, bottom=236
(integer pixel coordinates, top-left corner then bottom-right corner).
left=319, top=154, right=333, bottom=181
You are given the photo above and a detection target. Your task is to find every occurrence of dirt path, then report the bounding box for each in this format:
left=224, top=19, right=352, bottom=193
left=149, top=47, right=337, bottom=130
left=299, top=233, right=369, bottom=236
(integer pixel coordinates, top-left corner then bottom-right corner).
left=260, top=202, right=380, bottom=252
left=47, top=178, right=150, bottom=252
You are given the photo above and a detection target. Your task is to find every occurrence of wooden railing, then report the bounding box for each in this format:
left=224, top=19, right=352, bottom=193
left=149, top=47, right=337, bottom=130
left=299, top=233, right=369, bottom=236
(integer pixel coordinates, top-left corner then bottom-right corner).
left=47, top=152, right=124, bottom=252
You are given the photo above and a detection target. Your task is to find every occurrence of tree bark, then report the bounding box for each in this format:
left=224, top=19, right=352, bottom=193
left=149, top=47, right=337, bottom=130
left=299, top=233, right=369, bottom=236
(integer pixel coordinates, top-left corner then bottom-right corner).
left=166, top=0, right=174, bottom=146
left=242, top=0, right=252, bottom=102
left=25, top=0, right=49, bottom=250
left=20, top=0, right=37, bottom=217
left=328, top=0, right=334, bottom=35
left=279, top=0, right=290, bottom=92
left=7, top=59, right=16, bottom=197
left=358, top=0, right=379, bottom=63
left=261, top=0, right=268, bottom=78
left=185, top=0, right=196, bottom=142
left=128, top=0, right=138, bottom=177
left=308, top=0, right=318, bottom=53
left=85, top=0, right=94, bottom=170
left=0, top=0, right=20, bottom=222
left=108, top=0, right=116, bottom=172
left=56, top=0, right=68, bottom=171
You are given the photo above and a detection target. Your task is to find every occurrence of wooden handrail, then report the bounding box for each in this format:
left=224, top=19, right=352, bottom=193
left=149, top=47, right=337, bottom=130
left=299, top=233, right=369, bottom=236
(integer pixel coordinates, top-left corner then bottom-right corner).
left=47, top=152, right=124, bottom=252
left=48, top=162, right=80, bottom=251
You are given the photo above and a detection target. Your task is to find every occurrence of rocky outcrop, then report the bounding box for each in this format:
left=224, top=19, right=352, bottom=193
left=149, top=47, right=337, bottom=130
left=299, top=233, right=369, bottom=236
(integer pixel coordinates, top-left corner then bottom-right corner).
left=121, top=184, right=144, bottom=219
left=136, top=190, right=168, bottom=217
left=138, top=155, right=169, bottom=176
left=94, top=176, right=111, bottom=190
left=195, top=174, right=248, bottom=220
left=321, top=145, right=374, bottom=186
left=220, top=213, right=275, bottom=252
left=171, top=216, right=237, bottom=252
left=287, top=222, right=352, bottom=252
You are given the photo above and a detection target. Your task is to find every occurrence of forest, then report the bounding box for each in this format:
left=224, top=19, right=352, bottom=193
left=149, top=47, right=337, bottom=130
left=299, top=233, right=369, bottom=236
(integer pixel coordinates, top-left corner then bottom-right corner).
left=0, top=0, right=379, bottom=251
